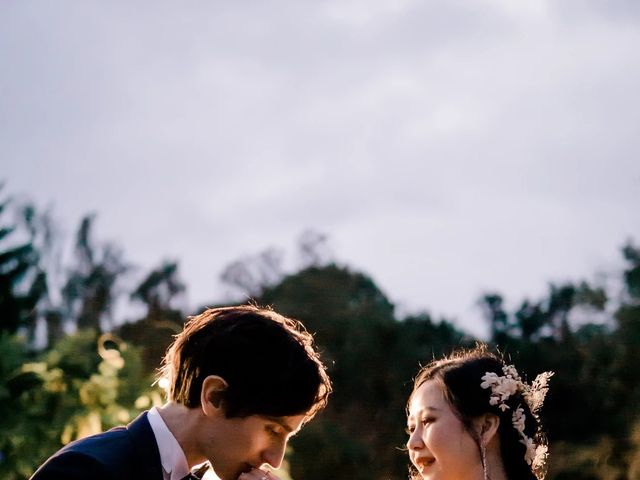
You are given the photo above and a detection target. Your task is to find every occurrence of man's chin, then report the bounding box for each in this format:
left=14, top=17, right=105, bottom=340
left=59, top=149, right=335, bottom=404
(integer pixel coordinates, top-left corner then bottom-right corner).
left=216, top=465, right=252, bottom=480
left=207, top=467, right=233, bottom=480
left=213, top=472, right=233, bottom=480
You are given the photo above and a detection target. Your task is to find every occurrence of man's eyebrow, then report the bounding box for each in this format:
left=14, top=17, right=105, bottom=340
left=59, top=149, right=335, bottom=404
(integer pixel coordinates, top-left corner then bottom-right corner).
left=263, top=416, right=297, bottom=434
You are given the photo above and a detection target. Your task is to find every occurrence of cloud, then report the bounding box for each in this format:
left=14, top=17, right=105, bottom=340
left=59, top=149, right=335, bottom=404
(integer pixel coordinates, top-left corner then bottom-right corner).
left=1, top=1, right=638, bottom=336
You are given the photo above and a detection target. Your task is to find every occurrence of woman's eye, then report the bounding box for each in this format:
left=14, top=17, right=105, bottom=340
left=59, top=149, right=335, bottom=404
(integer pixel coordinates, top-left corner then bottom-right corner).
left=405, top=426, right=415, bottom=435
left=421, top=417, right=435, bottom=425
left=266, top=425, right=281, bottom=437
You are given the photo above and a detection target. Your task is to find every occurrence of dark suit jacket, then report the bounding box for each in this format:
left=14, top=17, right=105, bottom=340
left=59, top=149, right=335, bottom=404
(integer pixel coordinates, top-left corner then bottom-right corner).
left=30, top=411, right=163, bottom=480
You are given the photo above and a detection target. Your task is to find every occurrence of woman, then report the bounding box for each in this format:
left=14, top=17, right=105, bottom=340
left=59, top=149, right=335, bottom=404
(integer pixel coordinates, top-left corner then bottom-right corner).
left=406, top=345, right=553, bottom=480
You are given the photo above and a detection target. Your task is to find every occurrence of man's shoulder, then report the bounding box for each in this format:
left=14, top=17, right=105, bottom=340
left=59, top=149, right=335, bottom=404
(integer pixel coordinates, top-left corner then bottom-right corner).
left=64, top=425, right=133, bottom=457
left=62, top=411, right=152, bottom=460
left=30, top=412, right=155, bottom=480
left=29, top=448, right=113, bottom=480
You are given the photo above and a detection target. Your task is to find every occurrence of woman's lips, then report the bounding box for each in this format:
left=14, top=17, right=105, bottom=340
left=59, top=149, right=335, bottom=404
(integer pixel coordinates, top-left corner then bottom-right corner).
left=415, top=457, right=435, bottom=473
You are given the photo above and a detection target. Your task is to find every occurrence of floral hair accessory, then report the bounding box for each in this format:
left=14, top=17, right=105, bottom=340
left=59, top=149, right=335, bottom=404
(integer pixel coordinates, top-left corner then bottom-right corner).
left=480, top=365, right=554, bottom=480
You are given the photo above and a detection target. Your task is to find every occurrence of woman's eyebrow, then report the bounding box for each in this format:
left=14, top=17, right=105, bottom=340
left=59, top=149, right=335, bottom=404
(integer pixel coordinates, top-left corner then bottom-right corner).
left=412, top=406, right=441, bottom=415
left=408, top=405, right=441, bottom=421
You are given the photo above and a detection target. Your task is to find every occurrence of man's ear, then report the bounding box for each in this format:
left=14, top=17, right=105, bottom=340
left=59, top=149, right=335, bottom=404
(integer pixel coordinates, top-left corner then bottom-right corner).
left=476, top=413, right=500, bottom=445
left=200, top=375, right=228, bottom=416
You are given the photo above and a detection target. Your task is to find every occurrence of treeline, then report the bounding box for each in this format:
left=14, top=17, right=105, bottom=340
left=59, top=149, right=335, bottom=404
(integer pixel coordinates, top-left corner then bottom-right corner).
left=1, top=186, right=639, bottom=479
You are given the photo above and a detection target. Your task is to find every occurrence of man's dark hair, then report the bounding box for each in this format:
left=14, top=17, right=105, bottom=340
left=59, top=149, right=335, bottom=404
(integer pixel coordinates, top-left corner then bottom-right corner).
left=159, top=305, right=331, bottom=419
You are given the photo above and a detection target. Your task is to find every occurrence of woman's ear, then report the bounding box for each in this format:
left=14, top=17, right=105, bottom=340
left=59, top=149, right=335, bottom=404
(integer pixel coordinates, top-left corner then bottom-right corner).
left=200, top=375, right=228, bottom=416
left=476, top=413, right=500, bottom=445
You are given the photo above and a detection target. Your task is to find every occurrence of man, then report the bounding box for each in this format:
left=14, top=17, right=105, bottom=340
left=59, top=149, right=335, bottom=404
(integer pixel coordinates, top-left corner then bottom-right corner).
left=31, top=305, right=332, bottom=480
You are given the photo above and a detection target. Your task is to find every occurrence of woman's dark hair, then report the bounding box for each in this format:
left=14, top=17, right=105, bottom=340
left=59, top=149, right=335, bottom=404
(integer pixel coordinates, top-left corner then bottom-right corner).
left=407, top=345, right=547, bottom=480
left=160, top=305, right=331, bottom=419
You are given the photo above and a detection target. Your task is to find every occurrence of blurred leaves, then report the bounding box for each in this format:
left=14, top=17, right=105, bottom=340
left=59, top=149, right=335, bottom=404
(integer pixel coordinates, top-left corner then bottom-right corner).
left=0, top=331, right=162, bottom=480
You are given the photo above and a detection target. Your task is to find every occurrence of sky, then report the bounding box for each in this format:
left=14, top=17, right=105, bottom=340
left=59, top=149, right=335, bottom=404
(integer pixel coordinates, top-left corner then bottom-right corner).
left=2, top=0, right=639, bottom=338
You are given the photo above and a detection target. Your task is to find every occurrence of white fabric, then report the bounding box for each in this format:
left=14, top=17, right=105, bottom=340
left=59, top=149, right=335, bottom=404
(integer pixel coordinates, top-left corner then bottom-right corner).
left=147, top=406, right=191, bottom=480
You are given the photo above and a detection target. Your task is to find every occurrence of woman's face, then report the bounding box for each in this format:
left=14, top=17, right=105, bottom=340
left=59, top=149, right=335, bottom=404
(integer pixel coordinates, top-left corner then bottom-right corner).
left=406, top=380, right=484, bottom=480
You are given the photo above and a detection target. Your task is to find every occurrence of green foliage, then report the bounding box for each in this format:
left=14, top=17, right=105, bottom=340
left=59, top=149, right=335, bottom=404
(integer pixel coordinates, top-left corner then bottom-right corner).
left=0, top=192, right=44, bottom=336
left=0, top=330, right=162, bottom=480
left=474, top=243, right=640, bottom=479
left=622, top=244, right=640, bottom=300
left=130, top=261, right=185, bottom=314
left=119, top=260, right=187, bottom=373
left=62, top=215, right=129, bottom=331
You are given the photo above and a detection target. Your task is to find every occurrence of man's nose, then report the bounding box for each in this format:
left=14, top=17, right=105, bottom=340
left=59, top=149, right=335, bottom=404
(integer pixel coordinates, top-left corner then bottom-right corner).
left=262, top=440, right=287, bottom=470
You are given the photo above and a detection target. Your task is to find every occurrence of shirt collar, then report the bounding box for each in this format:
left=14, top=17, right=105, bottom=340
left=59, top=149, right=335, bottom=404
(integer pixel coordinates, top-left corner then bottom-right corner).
left=147, top=406, right=191, bottom=480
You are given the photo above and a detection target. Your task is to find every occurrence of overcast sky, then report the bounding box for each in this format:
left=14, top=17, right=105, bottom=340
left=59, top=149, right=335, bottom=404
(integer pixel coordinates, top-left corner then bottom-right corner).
left=2, top=1, right=639, bottom=337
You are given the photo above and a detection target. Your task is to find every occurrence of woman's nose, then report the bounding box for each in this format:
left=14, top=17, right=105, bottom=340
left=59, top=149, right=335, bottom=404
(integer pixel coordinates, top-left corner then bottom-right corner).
left=407, top=428, right=424, bottom=450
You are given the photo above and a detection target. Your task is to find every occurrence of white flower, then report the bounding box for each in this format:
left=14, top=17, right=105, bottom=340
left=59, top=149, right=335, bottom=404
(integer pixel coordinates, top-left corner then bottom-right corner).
left=526, top=371, right=555, bottom=414
left=503, top=365, right=520, bottom=380
left=480, top=372, right=500, bottom=389
left=519, top=435, right=536, bottom=465
left=480, top=365, right=553, bottom=479
left=512, top=407, right=526, bottom=433
left=494, top=377, right=519, bottom=400
left=532, top=444, right=548, bottom=470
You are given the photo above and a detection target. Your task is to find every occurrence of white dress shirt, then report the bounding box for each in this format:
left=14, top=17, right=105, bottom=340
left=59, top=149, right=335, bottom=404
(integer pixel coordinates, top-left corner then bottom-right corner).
left=147, top=406, right=191, bottom=480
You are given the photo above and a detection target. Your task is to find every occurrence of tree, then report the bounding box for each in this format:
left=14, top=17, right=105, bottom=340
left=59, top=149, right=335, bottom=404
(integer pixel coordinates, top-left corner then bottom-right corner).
left=259, top=263, right=465, bottom=480
left=61, top=215, right=128, bottom=332
left=220, top=247, right=284, bottom=298
left=130, top=261, right=185, bottom=317
left=297, top=229, right=332, bottom=269
left=481, top=293, right=511, bottom=344
left=0, top=189, right=45, bottom=337
left=118, top=261, right=186, bottom=372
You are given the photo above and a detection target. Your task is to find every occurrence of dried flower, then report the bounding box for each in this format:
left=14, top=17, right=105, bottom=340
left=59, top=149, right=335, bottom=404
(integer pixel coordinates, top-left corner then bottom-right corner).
left=480, top=364, right=553, bottom=479
left=512, top=407, right=526, bottom=433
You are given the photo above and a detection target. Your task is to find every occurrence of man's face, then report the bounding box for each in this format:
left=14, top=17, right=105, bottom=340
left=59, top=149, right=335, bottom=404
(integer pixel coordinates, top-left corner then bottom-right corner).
left=200, top=413, right=306, bottom=480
